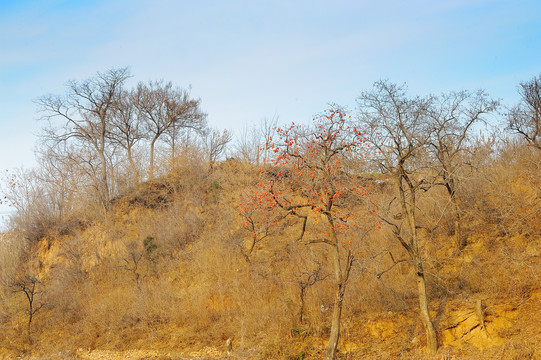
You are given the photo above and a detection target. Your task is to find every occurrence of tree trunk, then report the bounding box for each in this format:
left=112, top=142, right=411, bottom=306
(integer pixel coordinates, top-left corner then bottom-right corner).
left=170, top=125, right=177, bottom=165
left=324, top=225, right=350, bottom=360
left=98, top=150, right=110, bottom=209
left=445, top=175, right=465, bottom=254
left=299, top=287, right=306, bottom=324
left=324, top=288, right=344, bottom=360
left=99, top=116, right=110, bottom=207
left=127, top=146, right=140, bottom=183
left=149, top=140, right=156, bottom=179
left=451, top=196, right=466, bottom=253
left=415, top=260, right=438, bottom=355
left=27, top=311, right=33, bottom=345
left=402, top=175, right=439, bottom=354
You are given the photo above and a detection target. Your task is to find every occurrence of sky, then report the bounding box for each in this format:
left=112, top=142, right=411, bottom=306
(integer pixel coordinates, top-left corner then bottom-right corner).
left=1, top=0, right=541, bottom=225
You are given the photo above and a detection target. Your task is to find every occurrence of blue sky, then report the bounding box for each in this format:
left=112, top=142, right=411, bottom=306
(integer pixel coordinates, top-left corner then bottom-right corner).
left=1, top=0, right=540, bottom=174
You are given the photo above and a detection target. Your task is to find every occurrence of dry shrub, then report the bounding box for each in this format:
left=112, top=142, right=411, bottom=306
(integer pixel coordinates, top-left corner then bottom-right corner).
left=0, top=232, right=26, bottom=290
left=0, top=138, right=539, bottom=359
left=464, top=140, right=541, bottom=236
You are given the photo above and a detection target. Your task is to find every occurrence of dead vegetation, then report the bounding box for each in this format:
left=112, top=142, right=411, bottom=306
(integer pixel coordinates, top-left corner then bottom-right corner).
left=0, top=75, right=540, bottom=359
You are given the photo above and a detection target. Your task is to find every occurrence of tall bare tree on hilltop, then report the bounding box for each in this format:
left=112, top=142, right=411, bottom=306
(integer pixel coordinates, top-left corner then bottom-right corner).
left=133, top=80, right=207, bottom=179
left=37, top=67, right=130, bottom=211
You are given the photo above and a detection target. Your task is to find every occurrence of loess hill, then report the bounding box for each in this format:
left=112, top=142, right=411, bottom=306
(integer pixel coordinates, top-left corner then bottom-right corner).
left=0, top=147, right=540, bottom=359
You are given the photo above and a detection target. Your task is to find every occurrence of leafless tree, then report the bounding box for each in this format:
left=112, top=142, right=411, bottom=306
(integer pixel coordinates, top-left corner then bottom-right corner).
left=121, top=236, right=158, bottom=289
left=206, top=128, right=233, bottom=170
left=508, top=74, right=541, bottom=150
left=34, top=143, right=90, bottom=225
left=427, top=90, right=498, bottom=252
left=109, top=88, right=144, bottom=183
left=36, top=140, right=109, bottom=217
left=357, top=80, right=439, bottom=354
left=259, top=115, right=278, bottom=165
left=234, top=115, right=278, bottom=165
left=295, top=261, right=329, bottom=324
left=1, top=168, right=55, bottom=241
left=11, top=275, right=44, bottom=344
left=133, top=80, right=207, bottom=179
left=36, top=67, right=131, bottom=210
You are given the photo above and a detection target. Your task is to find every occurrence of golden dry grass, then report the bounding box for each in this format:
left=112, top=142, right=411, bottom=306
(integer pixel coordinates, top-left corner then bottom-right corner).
left=0, top=146, right=539, bottom=359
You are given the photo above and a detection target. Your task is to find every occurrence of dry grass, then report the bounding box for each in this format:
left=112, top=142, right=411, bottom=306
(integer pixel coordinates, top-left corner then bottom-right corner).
left=0, top=144, right=540, bottom=359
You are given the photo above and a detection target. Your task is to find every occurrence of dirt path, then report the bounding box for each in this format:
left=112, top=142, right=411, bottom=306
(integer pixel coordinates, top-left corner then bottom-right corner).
left=75, top=348, right=229, bottom=360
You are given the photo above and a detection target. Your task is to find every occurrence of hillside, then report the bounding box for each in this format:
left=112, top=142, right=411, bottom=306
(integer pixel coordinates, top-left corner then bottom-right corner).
left=0, top=147, right=540, bottom=359
left=1, top=77, right=541, bottom=360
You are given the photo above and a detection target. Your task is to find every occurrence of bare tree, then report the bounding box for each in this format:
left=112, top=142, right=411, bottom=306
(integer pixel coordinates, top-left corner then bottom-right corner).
left=427, top=90, right=498, bottom=252
left=1, top=168, right=55, bottom=242
left=508, top=74, right=541, bottom=150
left=295, top=261, right=329, bottom=324
left=234, top=115, right=278, bottom=165
left=121, top=236, right=158, bottom=289
left=36, top=140, right=110, bottom=217
left=11, top=275, right=44, bottom=344
left=235, top=123, right=259, bottom=164
left=133, top=80, right=207, bottom=179
left=357, top=80, right=439, bottom=354
left=34, top=142, right=91, bottom=226
left=259, top=115, right=279, bottom=165
left=206, top=128, right=233, bottom=170
left=37, top=67, right=131, bottom=210
left=109, top=88, right=144, bottom=183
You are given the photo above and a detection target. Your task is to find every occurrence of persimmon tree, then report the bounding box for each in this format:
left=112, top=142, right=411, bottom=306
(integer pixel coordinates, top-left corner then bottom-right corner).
left=240, top=107, right=377, bottom=360
left=238, top=188, right=283, bottom=263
